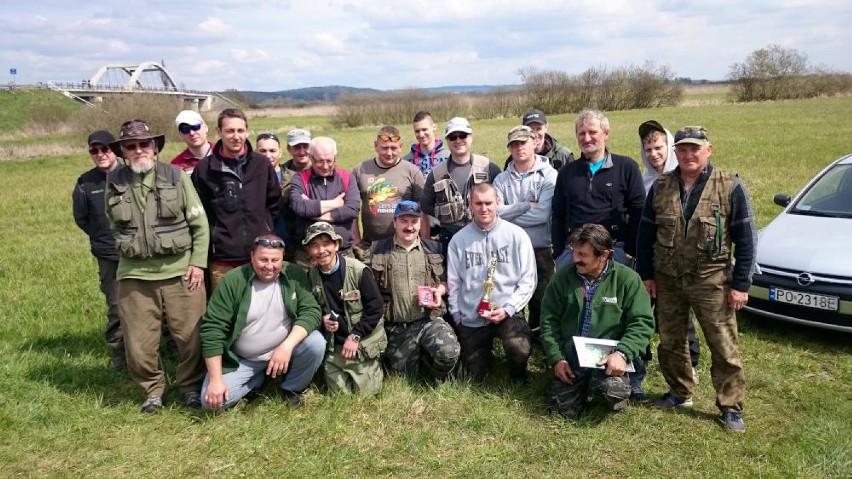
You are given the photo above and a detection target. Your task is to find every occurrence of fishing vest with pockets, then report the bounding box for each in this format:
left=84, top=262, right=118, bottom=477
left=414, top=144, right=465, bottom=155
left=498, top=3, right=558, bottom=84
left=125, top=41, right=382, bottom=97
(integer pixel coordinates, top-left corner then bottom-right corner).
left=369, top=238, right=446, bottom=322
left=652, top=168, right=736, bottom=277
left=105, top=162, right=192, bottom=259
left=309, top=257, right=387, bottom=359
left=431, top=154, right=490, bottom=225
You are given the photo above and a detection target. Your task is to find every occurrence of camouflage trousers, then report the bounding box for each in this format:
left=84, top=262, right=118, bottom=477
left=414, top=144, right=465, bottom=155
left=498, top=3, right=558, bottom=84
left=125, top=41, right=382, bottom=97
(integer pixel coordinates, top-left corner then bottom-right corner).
left=323, top=349, right=383, bottom=397
left=384, top=317, right=460, bottom=380
left=549, top=369, right=631, bottom=419
left=529, top=247, right=555, bottom=332
left=656, top=271, right=745, bottom=412
left=456, top=312, right=531, bottom=381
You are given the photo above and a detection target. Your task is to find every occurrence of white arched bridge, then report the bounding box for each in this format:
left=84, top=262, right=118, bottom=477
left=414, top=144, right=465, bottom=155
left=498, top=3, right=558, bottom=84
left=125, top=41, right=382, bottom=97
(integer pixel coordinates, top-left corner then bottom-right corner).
left=47, top=62, right=215, bottom=111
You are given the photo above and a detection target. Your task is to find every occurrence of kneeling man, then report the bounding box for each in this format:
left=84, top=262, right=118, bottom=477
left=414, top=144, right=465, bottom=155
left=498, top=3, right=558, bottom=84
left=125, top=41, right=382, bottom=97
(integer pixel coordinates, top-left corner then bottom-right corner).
left=540, top=224, right=654, bottom=419
left=304, top=222, right=387, bottom=396
left=447, top=183, right=536, bottom=381
left=369, top=201, right=460, bottom=380
left=201, top=234, right=326, bottom=410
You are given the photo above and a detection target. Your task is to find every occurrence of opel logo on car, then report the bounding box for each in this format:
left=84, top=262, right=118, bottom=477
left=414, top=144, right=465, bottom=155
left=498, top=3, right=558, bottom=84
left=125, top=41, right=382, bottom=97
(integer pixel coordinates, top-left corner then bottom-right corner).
left=797, top=272, right=815, bottom=286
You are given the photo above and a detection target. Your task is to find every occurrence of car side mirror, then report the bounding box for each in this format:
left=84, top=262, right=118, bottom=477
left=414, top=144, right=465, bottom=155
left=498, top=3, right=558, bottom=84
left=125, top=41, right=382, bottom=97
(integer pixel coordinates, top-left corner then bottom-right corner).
left=773, top=193, right=791, bottom=207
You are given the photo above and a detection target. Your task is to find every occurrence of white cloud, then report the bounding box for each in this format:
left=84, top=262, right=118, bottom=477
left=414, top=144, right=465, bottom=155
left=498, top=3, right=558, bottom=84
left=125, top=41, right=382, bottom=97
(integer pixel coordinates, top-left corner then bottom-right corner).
left=198, top=17, right=234, bottom=35
left=230, top=49, right=270, bottom=63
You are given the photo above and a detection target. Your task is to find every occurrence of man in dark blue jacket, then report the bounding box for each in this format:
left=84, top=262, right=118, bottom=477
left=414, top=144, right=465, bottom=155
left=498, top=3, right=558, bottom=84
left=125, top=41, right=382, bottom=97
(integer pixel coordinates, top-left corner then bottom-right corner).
left=551, top=109, right=645, bottom=269
left=72, top=130, right=125, bottom=370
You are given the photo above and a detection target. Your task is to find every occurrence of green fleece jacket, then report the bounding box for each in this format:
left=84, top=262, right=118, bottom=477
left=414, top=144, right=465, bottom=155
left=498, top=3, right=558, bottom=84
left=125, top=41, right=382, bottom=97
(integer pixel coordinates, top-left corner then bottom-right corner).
left=540, top=260, right=654, bottom=367
left=200, top=262, right=322, bottom=372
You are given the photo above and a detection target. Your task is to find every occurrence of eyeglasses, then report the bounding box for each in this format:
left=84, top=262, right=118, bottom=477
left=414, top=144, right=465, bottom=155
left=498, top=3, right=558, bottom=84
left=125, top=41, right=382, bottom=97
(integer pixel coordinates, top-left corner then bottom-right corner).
left=121, top=140, right=152, bottom=151
left=254, top=237, right=285, bottom=249
left=178, top=123, right=203, bottom=135
left=674, top=126, right=708, bottom=143
left=377, top=134, right=401, bottom=142
left=89, top=145, right=111, bottom=155
left=446, top=132, right=469, bottom=141
left=257, top=132, right=279, bottom=143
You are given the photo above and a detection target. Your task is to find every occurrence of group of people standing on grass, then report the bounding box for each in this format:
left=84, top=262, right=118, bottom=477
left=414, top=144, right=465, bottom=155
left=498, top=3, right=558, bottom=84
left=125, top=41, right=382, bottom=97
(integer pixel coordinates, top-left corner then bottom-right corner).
left=72, top=105, right=756, bottom=433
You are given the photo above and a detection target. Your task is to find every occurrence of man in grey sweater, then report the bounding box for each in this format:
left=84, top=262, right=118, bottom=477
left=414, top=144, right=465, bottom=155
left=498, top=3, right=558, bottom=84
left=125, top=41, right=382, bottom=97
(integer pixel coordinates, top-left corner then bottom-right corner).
left=447, top=183, right=536, bottom=381
left=493, top=125, right=558, bottom=335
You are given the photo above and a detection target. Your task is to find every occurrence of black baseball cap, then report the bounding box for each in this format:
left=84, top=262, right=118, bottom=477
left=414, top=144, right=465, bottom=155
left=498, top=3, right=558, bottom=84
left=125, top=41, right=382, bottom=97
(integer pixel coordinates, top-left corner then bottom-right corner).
left=522, top=109, right=547, bottom=126
left=638, top=120, right=666, bottom=140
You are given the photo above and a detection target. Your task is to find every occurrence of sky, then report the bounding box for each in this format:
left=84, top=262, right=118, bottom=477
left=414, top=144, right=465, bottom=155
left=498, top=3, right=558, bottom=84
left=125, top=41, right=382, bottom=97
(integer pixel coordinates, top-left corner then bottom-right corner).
left=2, top=0, right=851, bottom=92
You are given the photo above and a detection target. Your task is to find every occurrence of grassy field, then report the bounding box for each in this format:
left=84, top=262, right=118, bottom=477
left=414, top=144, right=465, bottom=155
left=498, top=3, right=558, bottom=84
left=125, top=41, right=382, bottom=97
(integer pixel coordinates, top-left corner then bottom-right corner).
left=0, top=96, right=851, bottom=477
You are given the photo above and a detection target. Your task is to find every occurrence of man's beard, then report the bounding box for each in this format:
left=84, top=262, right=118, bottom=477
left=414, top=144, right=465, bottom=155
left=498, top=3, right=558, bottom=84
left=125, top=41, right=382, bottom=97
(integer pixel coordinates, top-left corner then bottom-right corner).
left=130, top=157, right=156, bottom=174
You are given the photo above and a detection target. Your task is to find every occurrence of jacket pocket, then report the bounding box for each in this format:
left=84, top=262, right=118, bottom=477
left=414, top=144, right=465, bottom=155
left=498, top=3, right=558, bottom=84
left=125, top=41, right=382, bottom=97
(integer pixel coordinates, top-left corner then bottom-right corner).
left=107, top=191, right=133, bottom=224
left=154, top=223, right=192, bottom=255
left=157, top=185, right=182, bottom=219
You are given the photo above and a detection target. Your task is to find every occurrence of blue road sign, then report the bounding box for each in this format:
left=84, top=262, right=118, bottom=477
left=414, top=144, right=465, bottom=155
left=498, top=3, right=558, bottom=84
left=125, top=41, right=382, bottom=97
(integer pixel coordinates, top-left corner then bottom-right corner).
left=10, top=68, right=16, bottom=75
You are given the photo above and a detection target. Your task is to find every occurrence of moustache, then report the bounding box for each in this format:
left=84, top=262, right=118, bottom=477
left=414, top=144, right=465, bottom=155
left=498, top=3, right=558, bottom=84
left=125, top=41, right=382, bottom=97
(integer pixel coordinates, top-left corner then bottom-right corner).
left=403, top=229, right=416, bottom=234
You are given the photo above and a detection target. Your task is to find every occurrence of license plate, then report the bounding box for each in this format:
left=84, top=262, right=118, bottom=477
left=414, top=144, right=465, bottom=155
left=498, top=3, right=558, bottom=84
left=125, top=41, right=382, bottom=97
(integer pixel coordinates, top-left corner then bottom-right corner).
left=769, top=287, right=839, bottom=311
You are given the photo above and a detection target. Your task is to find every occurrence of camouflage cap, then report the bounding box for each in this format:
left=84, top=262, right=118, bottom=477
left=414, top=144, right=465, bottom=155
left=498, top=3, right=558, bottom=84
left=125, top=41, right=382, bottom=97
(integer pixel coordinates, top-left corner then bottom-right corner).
left=506, top=125, right=533, bottom=146
left=302, top=221, right=343, bottom=246
left=673, top=126, right=710, bottom=146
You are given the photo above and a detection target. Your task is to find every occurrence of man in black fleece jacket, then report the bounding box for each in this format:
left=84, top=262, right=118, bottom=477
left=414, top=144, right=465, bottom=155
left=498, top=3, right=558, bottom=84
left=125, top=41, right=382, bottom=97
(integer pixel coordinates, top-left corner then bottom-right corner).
left=551, top=109, right=645, bottom=268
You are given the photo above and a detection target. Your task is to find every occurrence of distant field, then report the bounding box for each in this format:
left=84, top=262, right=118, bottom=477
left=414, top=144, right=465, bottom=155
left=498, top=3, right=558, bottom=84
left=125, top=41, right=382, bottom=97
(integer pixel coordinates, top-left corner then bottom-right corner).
left=0, top=94, right=850, bottom=477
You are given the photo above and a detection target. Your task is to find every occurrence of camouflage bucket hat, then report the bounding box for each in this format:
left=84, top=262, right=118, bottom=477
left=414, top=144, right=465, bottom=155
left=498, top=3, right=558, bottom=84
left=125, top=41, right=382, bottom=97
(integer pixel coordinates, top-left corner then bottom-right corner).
left=302, top=221, right=343, bottom=246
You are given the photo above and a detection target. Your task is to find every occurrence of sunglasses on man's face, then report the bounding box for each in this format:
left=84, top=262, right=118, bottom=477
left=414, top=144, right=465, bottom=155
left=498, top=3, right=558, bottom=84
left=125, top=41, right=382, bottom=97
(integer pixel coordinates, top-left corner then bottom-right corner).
left=89, top=145, right=111, bottom=155
left=674, top=127, right=708, bottom=143
left=254, top=237, right=285, bottom=249
left=446, top=132, right=469, bottom=142
left=121, top=140, right=153, bottom=151
left=178, top=123, right=203, bottom=135
left=377, top=134, right=401, bottom=142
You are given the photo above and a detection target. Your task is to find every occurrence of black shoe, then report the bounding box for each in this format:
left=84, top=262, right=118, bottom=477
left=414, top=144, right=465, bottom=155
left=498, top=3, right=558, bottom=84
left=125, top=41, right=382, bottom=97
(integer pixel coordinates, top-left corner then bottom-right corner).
left=183, top=391, right=202, bottom=409
left=140, top=396, right=163, bottom=414
left=280, top=389, right=302, bottom=407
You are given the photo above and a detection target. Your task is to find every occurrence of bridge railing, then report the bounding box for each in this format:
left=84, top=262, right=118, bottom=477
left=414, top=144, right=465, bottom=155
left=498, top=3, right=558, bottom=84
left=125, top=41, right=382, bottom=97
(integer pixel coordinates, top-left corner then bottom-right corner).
left=47, top=81, right=212, bottom=95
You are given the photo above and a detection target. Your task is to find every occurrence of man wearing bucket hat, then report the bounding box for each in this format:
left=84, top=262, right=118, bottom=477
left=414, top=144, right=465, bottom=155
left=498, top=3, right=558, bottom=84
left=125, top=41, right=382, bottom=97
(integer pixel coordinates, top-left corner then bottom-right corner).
left=636, top=125, right=757, bottom=433
left=303, top=221, right=386, bottom=395
left=105, top=119, right=210, bottom=413
left=502, top=109, right=574, bottom=171
left=72, top=130, right=125, bottom=370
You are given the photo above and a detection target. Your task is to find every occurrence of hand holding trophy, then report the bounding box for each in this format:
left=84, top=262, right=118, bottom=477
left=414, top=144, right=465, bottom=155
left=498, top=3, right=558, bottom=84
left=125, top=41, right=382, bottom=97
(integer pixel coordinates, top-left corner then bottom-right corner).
left=477, top=256, right=498, bottom=316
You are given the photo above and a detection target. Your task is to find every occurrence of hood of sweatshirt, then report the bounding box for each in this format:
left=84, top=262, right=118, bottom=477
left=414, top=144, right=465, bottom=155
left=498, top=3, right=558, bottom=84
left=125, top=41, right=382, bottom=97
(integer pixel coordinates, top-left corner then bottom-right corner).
left=639, top=128, right=678, bottom=193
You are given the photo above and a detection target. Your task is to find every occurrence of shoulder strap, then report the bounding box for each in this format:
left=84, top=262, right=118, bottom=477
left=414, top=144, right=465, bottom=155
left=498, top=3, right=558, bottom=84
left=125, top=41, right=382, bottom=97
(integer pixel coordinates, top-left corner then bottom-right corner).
left=432, top=160, right=450, bottom=179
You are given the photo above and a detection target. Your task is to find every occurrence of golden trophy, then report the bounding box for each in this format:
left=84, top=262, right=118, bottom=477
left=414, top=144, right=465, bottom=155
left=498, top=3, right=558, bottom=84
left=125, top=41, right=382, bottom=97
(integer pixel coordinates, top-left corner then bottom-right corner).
left=477, top=256, right=498, bottom=316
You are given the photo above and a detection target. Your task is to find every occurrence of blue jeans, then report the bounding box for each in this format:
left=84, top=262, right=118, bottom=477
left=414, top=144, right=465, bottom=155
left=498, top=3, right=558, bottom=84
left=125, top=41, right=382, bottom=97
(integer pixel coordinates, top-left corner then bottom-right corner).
left=201, top=330, right=326, bottom=410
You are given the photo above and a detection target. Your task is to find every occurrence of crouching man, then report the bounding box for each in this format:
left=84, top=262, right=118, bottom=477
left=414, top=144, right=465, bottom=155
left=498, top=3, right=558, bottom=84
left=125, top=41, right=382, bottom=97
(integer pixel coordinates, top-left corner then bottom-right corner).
left=369, top=200, right=460, bottom=381
left=303, top=222, right=387, bottom=396
left=540, top=224, right=654, bottom=419
left=200, top=235, right=326, bottom=410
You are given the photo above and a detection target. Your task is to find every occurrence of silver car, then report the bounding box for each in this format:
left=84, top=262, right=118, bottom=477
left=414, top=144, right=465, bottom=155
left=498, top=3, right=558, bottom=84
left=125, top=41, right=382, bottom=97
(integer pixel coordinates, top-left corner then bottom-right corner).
left=745, top=154, right=852, bottom=332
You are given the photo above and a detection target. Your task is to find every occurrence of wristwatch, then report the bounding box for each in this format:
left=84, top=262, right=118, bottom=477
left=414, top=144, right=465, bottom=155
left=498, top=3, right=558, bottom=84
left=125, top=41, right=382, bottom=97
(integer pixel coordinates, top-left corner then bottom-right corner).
left=348, top=334, right=361, bottom=343
left=615, top=350, right=628, bottom=362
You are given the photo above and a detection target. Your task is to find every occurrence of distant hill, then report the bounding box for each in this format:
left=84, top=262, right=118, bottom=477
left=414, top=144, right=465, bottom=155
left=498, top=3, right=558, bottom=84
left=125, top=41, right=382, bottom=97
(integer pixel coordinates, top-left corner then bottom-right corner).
left=239, top=84, right=522, bottom=103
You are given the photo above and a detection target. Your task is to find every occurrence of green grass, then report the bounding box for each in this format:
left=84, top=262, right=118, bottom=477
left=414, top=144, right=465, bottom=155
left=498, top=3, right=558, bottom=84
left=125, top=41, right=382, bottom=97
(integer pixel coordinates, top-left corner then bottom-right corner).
left=1, top=97, right=852, bottom=477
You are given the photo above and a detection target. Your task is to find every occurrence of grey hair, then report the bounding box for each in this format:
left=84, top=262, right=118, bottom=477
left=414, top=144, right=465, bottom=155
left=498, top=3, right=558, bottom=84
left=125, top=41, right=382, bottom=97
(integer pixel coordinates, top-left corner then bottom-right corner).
left=309, top=136, right=338, bottom=157
left=574, top=109, right=610, bottom=133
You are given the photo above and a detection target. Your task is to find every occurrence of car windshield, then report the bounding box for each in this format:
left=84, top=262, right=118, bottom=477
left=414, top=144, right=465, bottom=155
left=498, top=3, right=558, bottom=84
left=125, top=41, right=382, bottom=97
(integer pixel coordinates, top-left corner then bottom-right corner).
left=791, top=163, right=852, bottom=217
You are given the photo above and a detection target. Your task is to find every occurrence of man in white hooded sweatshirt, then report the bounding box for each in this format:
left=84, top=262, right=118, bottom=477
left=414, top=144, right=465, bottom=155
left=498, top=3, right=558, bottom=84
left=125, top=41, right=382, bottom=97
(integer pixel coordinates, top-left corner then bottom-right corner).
left=634, top=120, right=701, bottom=401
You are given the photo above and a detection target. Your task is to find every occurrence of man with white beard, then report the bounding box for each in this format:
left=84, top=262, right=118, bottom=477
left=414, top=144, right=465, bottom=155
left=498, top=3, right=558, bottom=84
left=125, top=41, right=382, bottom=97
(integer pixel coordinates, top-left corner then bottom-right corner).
left=105, top=119, right=210, bottom=414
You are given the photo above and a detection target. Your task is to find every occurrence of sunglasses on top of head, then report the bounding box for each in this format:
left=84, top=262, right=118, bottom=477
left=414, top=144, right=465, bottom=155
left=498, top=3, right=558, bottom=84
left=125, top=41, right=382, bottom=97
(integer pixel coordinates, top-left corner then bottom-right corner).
left=377, top=133, right=401, bottom=142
